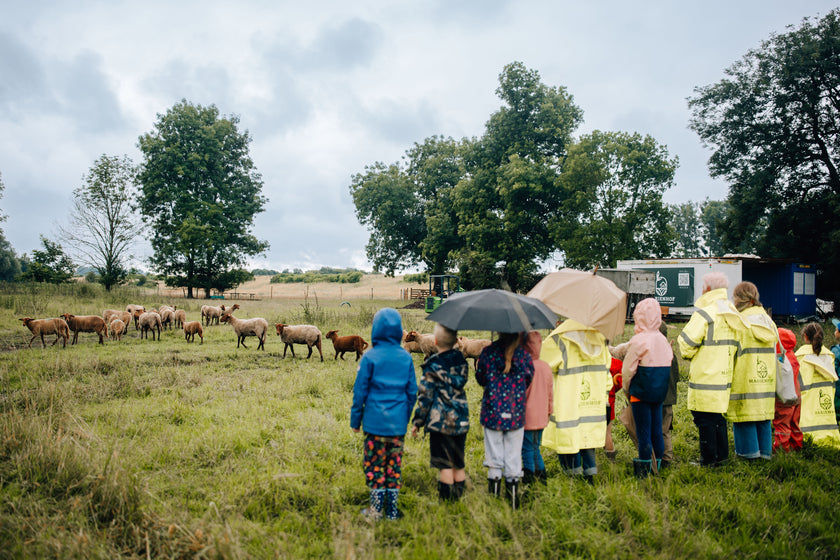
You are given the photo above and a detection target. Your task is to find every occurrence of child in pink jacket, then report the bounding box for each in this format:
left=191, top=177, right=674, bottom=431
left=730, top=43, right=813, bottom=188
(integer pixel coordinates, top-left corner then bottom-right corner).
left=522, top=331, right=554, bottom=485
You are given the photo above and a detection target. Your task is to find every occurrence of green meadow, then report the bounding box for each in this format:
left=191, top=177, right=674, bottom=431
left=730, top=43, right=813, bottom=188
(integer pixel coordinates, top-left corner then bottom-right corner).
left=1, top=283, right=839, bottom=559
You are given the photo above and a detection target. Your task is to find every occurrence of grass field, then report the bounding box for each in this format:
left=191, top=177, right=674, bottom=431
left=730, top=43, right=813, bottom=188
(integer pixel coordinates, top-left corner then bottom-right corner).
left=1, top=281, right=839, bottom=559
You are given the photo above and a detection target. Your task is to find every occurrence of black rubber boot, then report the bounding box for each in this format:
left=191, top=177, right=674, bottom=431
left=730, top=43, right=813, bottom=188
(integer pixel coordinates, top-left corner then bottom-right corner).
left=488, top=478, right=502, bottom=498
left=452, top=480, right=466, bottom=500
left=505, top=479, right=520, bottom=510
left=522, top=468, right=536, bottom=485
left=633, top=458, right=652, bottom=478
left=438, top=481, right=454, bottom=501
left=536, top=469, right=547, bottom=485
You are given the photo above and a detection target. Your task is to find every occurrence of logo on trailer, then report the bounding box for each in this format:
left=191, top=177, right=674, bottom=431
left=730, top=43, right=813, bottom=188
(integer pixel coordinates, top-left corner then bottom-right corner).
left=655, top=271, right=668, bottom=297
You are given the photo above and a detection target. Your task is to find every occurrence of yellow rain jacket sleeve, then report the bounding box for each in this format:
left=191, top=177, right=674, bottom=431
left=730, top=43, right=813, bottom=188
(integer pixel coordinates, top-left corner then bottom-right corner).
left=727, top=306, right=777, bottom=422
left=677, top=288, right=746, bottom=414
left=541, top=320, right=612, bottom=455
left=796, top=345, right=840, bottom=447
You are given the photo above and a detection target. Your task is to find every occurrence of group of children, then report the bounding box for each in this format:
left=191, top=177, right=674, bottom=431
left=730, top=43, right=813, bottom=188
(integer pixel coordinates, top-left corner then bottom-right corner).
left=349, top=303, right=840, bottom=521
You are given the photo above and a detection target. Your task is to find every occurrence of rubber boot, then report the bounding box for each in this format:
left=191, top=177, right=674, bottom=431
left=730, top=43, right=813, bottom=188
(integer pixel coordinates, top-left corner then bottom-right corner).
left=505, top=479, right=520, bottom=510
left=536, top=469, right=547, bottom=485
left=656, top=459, right=662, bottom=474
left=633, top=458, right=652, bottom=478
left=438, top=481, right=454, bottom=502
left=452, top=480, right=466, bottom=501
left=384, top=489, right=401, bottom=520
left=361, top=489, right=385, bottom=521
left=584, top=475, right=595, bottom=486
left=522, top=468, right=536, bottom=486
left=488, top=478, right=502, bottom=498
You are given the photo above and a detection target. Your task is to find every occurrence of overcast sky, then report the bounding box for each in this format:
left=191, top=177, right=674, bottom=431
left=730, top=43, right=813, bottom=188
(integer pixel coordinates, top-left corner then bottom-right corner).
left=1, top=1, right=835, bottom=273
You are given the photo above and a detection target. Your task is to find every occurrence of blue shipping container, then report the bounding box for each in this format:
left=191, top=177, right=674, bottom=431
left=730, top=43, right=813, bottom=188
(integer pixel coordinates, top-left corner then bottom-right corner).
left=742, top=261, right=816, bottom=318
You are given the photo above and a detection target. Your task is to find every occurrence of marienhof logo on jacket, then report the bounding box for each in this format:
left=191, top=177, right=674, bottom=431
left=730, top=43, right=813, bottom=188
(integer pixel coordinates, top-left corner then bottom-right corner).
left=820, top=389, right=832, bottom=411
left=756, top=359, right=768, bottom=380
left=580, top=379, right=591, bottom=401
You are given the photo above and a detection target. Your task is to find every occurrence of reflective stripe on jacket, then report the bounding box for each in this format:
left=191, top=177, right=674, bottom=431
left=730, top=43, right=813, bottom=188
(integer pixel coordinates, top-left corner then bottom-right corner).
left=796, top=345, right=840, bottom=447
left=678, top=289, right=746, bottom=414
left=540, top=319, right=612, bottom=454
left=727, top=306, right=777, bottom=422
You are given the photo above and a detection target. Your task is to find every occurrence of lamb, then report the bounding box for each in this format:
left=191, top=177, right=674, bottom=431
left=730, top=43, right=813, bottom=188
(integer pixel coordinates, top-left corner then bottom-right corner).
left=138, top=311, right=162, bottom=341
left=19, top=317, right=70, bottom=348
left=109, top=319, right=126, bottom=341
left=457, top=336, right=492, bottom=367
left=183, top=321, right=204, bottom=344
left=173, top=309, right=186, bottom=328
left=325, top=330, right=369, bottom=361
left=274, top=323, right=324, bottom=360
left=221, top=313, right=268, bottom=350
left=60, top=313, right=107, bottom=345
left=403, top=330, right=438, bottom=359
left=115, top=311, right=132, bottom=334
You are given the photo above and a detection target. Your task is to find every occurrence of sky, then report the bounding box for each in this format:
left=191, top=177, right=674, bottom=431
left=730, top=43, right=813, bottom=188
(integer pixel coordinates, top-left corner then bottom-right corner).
left=0, top=1, right=836, bottom=273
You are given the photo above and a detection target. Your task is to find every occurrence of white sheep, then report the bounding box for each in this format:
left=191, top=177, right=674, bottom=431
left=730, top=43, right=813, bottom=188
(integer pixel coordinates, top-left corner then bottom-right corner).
left=221, top=313, right=268, bottom=350
left=159, top=308, right=175, bottom=330
left=274, top=323, right=324, bottom=360
left=202, top=304, right=226, bottom=326
left=173, top=309, right=186, bottom=328
left=109, top=319, right=126, bottom=341
left=19, top=317, right=70, bottom=348
left=457, top=336, right=492, bottom=368
left=404, top=330, right=438, bottom=359
left=138, top=311, right=162, bottom=341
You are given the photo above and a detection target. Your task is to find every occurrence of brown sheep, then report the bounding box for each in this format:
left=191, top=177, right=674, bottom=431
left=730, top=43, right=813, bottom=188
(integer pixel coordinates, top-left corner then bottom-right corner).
left=138, top=311, right=162, bottom=341
left=115, top=311, right=132, bottom=335
left=173, top=309, right=186, bottom=328
left=274, top=323, right=323, bottom=360
left=221, top=313, right=268, bottom=350
left=60, top=313, right=107, bottom=345
left=159, top=308, right=175, bottom=330
left=325, top=330, right=368, bottom=361
left=404, top=330, right=438, bottom=359
left=183, top=321, right=204, bottom=344
left=109, top=319, right=126, bottom=341
left=19, top=317, right=70, bottom=348
left=457, top=336, right=492, bottom=368
left=103, top=309, right=122, bottom=325
left=126, top=304, right=145, bottom=329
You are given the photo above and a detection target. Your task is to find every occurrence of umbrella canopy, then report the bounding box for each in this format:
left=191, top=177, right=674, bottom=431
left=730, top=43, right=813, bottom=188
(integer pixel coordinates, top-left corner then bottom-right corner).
left=425, top=289, right=557, bottom=333
left=526, top=268, right=627, bottom=339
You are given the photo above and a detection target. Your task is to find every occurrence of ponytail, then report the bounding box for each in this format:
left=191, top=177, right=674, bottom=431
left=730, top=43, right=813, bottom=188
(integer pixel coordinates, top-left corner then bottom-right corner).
left=803, top=322, right=825, bottom=355
left=497, top=332, right=522, bottom=373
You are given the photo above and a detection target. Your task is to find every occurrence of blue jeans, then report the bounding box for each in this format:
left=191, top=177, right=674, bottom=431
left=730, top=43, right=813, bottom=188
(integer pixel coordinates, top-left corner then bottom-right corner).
left=558, top=448, right=597, bottom=476
left=733, top=420, right=772, bottom=460
left=522, top=429, right=545, bottom=471
left=631, top=400, right=664, bottom=461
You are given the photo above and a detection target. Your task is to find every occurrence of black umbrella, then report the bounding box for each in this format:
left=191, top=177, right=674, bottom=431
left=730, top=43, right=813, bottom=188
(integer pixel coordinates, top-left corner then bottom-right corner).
left=425, top=289, right=558, bottom=332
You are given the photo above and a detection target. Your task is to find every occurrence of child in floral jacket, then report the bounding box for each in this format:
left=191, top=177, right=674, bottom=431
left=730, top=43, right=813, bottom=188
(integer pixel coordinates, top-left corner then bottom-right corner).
left=411, top=323, right=470, bottom=501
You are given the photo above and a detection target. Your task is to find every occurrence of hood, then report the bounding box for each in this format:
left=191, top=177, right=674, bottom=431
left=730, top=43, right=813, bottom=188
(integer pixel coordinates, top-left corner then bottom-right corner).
left=552, top=318, right=605, bottom=358
left=795, top=345, right=838, bottom=381
left=740, top=306, right=776, bottom=342
left=371, top=308, right=404, bottom=346
left=694, top=287, right=729, bottom=309
left=524, top=330, right=543, bottom=359
left=778, top=328, right=797, bottom=351
left=633, top=298, right=661, bottom=335
left=610, top=357, right=622, bottom=375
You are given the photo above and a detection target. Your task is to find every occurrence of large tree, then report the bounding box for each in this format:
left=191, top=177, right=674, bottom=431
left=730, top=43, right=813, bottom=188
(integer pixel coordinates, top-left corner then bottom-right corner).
left=20, top=236, right=75, bottom=284
left=58, top=155, right=138, bottom=291
left=557, top=131, right=677, bottom=269
left=0, top=171, right=20, bottom=281
left=688, top=9, right=840, bottom=291
left=137, top=100, right=268, bottom=298
left=453, top=62, right=583, bottom=290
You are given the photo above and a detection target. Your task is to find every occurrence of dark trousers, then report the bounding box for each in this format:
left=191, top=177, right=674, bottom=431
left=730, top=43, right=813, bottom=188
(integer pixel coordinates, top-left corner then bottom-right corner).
left=691, top=411, right=728, bottom=466
left=631, top=401, right=664, bottom=461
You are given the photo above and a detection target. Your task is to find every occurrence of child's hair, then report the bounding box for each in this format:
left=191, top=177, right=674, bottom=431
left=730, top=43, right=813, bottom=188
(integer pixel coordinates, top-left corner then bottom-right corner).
left=433, top=323, right=457, bottom=350
left=497, top=332, right=522, bottom=374
left=733, top=281, right=761, bottom=311
left=802, top=322, right=825, bottom=355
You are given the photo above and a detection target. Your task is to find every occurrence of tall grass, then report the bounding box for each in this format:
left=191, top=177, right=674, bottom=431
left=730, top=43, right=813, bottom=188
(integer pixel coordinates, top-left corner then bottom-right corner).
left=1, top=290, right=839, bottom=558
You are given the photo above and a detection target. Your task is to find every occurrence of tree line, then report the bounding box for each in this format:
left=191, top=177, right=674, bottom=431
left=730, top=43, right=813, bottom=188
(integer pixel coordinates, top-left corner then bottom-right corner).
left=350, top=10, right=840, bottom=295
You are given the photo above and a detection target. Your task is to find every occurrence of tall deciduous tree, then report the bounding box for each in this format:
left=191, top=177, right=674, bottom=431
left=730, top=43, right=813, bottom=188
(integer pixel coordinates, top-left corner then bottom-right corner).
left=0, top=171, right=20, bottom=281
left=557, top=131, right=677, bottom=269
left=688, top=10, right=840, bottom=290
left=670, top=201, right=703, bottom=257
left=59, top=154, right=138, bottom=291
left=20, top=236, right=75, bottom=284
left=453, top=62, right=583, bottom=290
left=137, top=100, right=268, bottom=298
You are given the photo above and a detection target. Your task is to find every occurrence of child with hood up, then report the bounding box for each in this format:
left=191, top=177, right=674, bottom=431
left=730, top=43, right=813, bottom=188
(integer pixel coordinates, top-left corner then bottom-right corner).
left=773, top=327, right=802, bottom=452
left=351, top=308, right=418, bottom=521
left=796, top=322, right=840, bottom=447
left=522, top=331, right=553, bottom=485
left=620, top=298, right=673, bottom=477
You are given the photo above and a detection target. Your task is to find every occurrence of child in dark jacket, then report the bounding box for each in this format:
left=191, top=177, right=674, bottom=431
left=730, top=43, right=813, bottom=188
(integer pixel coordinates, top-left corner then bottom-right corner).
left=476, top=332, right=534, bottom=509
left=411, top=323, right=470, bottom=501
left=351, top=308, right=418, bottom=521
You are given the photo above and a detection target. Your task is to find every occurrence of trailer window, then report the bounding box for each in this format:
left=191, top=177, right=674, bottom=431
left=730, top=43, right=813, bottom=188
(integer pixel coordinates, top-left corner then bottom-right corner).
left=794, top=272, right=804, bottom=295
left=804, top=272, right=815, bottom=295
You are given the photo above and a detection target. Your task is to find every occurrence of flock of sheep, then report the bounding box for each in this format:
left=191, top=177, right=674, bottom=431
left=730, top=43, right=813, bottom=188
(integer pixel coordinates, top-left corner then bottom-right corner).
left=18, top=305, right=494, bottom=366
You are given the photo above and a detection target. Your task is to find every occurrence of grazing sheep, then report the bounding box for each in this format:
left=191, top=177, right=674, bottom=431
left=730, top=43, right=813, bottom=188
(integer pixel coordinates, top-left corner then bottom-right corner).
left=183, top=321, right=204, bottom=344
left=19, top=317, right=70, bottom=349
left=202, top=304, right=226, bottom=326
left=115, top=311, right=132, bottom=335
left=138, top=311, right=162, bottom=341
left=159, top=308, right=175, bottom=330
left=60, top=313, right=107, bottom=345
left=103, top=309, right=122, bottom=325
left=109, top=319, right=126, bottom=341
left=457, top=336, right=492, bottom=368
left=221, top=313, right=268, bottom=350
left=404, top=330, right=438, bottom=359
left=325, top=330, right=368, bottom=361
left=274, top=323, right=324, bottom=360
left=173, top=309, right=186, bottom=328
left=126, top=305, right=145, bottom=329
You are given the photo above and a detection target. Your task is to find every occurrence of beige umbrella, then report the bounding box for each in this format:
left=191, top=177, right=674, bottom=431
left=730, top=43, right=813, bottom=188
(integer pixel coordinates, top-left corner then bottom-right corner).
left=526, top=268, right=628, bottom=339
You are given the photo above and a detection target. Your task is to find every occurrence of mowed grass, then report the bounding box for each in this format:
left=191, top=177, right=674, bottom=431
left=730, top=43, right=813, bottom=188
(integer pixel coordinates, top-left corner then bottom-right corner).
left=1, top=284, right=840, bottom=559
